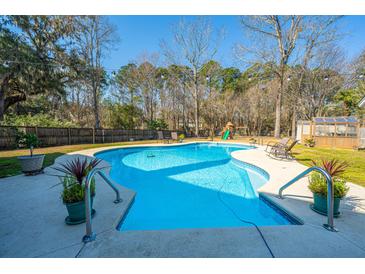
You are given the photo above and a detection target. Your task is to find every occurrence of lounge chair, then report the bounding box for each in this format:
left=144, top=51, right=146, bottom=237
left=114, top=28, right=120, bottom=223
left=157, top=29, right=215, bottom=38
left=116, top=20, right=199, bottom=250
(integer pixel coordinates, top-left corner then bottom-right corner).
left=268, top=140, right=298, bottom=159
left=157, top=131, right=171, bottom=144
left=265, top=137, right=290, bottom=152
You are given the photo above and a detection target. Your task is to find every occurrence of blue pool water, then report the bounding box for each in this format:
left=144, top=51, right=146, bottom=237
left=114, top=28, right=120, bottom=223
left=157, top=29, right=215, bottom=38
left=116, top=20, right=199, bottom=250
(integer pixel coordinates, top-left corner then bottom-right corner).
left=96, top=143, right=295, bottom=231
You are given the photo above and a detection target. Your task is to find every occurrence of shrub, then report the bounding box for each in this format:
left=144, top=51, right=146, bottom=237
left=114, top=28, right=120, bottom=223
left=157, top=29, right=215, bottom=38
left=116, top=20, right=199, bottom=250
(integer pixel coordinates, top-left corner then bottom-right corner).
left=178, top=133, right=185, bottom=140
left=249, top=137, right=257, bottom=143
left=103, top=102, right=142, bottom=129
left=311, top=159, right=348, bottom=177
left=16, top=131, right=40, bottom=156
left=53, top=158, right=101, bottom=203
left=2, top=113, right=76, bottom=127
left=147, top=119, right=168, bottom=130
left=308, top=173, right=349, bottom=198
left=304, top=138, right=315, bottom=147
left=308, top=158, right=349, bottom=199
left=54, top=157, right=101, bottom=183
left=61, top=175, right=96, bottom=204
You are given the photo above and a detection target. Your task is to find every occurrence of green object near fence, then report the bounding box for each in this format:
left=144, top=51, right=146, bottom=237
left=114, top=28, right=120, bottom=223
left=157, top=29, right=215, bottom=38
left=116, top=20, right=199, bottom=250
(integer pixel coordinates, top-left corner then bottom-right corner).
left=222, top=130, right=230, bottom=140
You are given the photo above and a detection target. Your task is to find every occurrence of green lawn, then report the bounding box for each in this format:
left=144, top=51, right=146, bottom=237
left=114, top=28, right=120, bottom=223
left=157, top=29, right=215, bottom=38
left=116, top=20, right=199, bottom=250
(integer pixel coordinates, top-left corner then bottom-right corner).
left=292, top=145, right=365, bottom=187
left=0, top=140, right=160, bottom=178
left=221, top=138, right=365, bottom=186
left=1, top=140, right=364, bottom=187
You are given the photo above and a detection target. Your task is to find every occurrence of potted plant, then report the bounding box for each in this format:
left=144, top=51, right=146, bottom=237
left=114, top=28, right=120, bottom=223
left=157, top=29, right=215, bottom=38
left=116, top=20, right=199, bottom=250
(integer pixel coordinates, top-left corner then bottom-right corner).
left=308, top=159, right=349, bottom=217
left=304, top=137, right=315, bottom=147
left=249, top=137, right=257, bottom=146
left=178, top=133, right=185, bottom=143
left=53, top=158, right=101, bottom=225
left=17, top=132, right=45, bottom=175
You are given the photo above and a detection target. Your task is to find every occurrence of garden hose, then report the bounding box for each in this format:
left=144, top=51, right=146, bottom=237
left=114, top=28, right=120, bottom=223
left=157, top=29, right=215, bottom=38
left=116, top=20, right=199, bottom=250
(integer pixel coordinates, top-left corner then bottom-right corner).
left=217, top=166, right=275, bottom=258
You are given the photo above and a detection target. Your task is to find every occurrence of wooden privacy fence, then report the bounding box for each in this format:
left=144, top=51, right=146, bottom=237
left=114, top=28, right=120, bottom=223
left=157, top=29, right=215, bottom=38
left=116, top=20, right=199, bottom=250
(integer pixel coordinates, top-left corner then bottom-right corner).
left=0, top=126, right=185, bottom=150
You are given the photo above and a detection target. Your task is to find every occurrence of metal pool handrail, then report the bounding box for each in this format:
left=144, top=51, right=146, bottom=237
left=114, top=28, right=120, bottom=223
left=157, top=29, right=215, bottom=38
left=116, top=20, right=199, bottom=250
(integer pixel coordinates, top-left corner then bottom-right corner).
left=278, top=166, right=337, bottom=232
left=82, top=167, right=123, bottom=243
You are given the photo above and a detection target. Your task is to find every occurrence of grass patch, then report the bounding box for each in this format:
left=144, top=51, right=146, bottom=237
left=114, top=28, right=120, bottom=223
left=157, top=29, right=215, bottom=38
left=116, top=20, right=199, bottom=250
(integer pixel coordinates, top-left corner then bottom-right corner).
left=0, top=140, right=160, bottom=178
left=292, top=145, right=365, bottom=187
left=218, top=138, right=364, bottom=186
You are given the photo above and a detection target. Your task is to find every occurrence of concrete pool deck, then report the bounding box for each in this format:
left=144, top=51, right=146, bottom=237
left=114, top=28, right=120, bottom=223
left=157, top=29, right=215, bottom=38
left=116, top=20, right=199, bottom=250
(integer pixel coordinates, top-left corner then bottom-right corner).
left=0, top=141, right=365, bottom=257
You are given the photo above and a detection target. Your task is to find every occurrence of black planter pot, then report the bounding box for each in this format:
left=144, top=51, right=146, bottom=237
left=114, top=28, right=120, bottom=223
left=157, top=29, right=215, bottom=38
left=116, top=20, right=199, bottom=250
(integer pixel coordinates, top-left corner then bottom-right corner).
left=310, top=193, right=341, bottom=217
left=65, top=196, right=95, bottom=225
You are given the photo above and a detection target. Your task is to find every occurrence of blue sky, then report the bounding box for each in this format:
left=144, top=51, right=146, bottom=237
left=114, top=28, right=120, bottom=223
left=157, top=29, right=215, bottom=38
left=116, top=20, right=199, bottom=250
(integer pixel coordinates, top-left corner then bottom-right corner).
left=104, top=15, right=365, bottom=71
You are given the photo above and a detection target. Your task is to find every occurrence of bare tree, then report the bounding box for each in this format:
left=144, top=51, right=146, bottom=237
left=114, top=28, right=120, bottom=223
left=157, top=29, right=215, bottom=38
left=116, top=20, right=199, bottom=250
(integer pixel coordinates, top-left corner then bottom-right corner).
left=238, top=16, right=303, bottom=138
left=348, top=48, right=365, bottom=91
left=134, top=53, right=161, bottom=126
left=298, top=44, right=345, bottom=119
left=162, top=17, right=222, bottom=136
left=164, top=64, right=192, bottom=131
left=288, top=16, right=343, bottom=138
left=73, top=16, right=117, bottom=128
left=113, top=63, right=140, bottom=106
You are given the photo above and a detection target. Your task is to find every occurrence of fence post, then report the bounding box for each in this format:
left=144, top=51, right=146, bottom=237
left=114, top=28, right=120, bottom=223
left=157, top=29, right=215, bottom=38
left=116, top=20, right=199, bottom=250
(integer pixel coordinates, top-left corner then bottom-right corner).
left=111, top=129, right=114, bottom=143
left=92, top=128, right=95, bottom=144
left=102, top=129, right=105, bottom=143
left=357, top=122, right=360, bottom=148
left=68, top=128, right=71, bottom=145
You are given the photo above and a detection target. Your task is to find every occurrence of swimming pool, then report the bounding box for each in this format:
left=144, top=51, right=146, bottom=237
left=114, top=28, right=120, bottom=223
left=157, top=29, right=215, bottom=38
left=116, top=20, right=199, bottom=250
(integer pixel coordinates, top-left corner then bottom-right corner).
left=95, top=143, right=297, bottom=231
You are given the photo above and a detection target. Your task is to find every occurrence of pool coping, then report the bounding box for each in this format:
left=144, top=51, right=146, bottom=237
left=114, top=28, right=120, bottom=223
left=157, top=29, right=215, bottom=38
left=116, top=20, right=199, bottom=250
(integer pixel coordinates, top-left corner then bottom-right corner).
left=259, top=193, right=304, bottom=225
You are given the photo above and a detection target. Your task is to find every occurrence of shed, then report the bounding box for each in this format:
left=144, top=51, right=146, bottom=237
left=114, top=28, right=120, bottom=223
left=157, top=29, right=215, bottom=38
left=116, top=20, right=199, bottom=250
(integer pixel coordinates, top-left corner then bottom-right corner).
left=297, top=116, right=365, bottom=149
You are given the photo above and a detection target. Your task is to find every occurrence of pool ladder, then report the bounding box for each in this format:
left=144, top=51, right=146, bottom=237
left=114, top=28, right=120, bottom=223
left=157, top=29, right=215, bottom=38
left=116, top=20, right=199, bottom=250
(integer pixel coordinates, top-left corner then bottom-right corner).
left=82, top=167, right=123, bottom=243
left=278, top=166, right=337, bottom=232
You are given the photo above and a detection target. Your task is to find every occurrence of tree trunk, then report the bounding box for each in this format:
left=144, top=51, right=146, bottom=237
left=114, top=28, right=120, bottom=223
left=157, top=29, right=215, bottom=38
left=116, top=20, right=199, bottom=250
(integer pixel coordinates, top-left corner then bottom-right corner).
left=194, top=96, right=199, bottom=137
left=291, top=108, right=297, bottom=139
left=93, top=85, right=101, bottom=128
left=274, top=89, right=282, bottom=138
left=194, top=71, right=199, bottom=137
left=182, top=86, right=187, bottom=131
left=0, top=91, right=4, bottom=121
left=150, top=92, right=154, bottom=122
left=274, top=70, right=286, bottom=138
left=130, top=90, right=134, bottom=106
